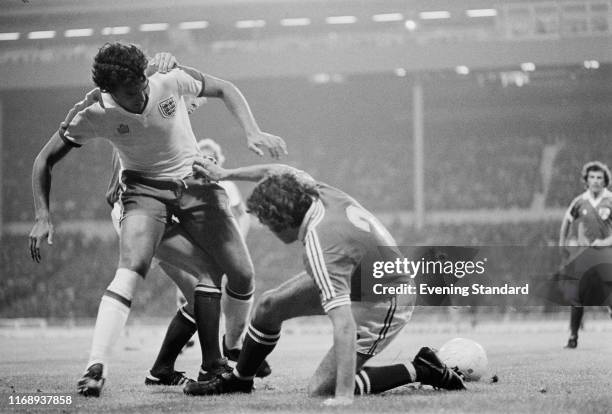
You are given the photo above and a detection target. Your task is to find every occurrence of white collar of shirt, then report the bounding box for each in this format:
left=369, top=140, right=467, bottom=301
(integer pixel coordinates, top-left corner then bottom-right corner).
left=582, top=188, right=612, bottom=208
left=298, top=198, right=324, bottom=242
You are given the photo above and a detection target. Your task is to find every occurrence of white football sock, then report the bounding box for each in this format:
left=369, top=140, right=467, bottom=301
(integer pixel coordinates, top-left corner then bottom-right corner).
left=405, top=362, right=417, bottom=382
left=221, top=284, right=254, bottom=350
left=87, top=268, right=141, bottom=376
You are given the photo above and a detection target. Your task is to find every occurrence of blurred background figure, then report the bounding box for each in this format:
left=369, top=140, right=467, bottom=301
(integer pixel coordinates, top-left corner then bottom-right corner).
left=558, top=161, right=612, bottom=349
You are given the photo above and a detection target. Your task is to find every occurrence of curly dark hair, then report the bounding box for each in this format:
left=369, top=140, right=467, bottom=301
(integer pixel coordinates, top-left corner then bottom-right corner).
left=92, top=42, right=148, bottom=93
left=247, top=172, right=319, bottom=233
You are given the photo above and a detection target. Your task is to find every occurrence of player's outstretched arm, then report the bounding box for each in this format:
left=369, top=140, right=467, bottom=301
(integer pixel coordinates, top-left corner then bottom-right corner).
left=324, top=304, right=356, bottom=405
left=29, top=132, right=73, bottom=262
left=180, top=67, right=287, bottom=159
left=193, top=159, right=306, bottom=182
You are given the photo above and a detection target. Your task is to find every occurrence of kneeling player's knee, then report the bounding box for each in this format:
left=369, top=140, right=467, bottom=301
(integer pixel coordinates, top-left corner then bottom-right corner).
left=253, top=291, right=284, bottom=324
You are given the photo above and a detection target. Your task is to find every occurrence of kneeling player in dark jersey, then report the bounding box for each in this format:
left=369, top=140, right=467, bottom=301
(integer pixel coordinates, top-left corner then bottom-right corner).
left=184, top=160, right=465, bottom=405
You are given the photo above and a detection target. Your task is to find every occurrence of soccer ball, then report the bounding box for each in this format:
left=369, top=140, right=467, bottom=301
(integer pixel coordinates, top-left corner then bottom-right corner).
left=438, top=337, right=488, bottom=381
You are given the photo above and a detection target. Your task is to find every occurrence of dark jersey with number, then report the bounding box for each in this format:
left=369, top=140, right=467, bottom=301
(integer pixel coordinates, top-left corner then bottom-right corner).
left=299, top=182, right=405, bottom=312
left=564, top=189, right=612, bottom=242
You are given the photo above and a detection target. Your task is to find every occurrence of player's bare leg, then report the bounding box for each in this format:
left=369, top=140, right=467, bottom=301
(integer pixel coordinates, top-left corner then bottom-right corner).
left=183, top=272, right=323, bottom=395
left=78, top=215, right=165, bottom=396
left=309, top=346, right=464, bottom=397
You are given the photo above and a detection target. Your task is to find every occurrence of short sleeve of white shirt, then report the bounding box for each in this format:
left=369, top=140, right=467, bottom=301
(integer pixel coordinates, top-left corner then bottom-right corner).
left=63, top=109, right=98, bottom=147
left=173, top=69, right=202, bottom=98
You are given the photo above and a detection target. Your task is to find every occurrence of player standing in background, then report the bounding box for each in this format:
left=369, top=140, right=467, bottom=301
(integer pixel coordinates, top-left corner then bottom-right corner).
left=184, top=160, right=465, bottom=405
left=559, top=161, right=612, bottom=349
left=29, top=42, right=286, bottom=397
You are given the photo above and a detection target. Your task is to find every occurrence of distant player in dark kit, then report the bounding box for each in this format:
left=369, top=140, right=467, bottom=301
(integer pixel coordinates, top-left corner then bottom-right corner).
left=184, top=160, right=465, bottom=406
left=559, top=161, right=612, bottom=349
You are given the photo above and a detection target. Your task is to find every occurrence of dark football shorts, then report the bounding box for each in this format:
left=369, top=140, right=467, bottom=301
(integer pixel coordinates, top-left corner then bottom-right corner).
left=119, top=171, right=252, bottom=278
left=120, top=171, right=231, bottom=224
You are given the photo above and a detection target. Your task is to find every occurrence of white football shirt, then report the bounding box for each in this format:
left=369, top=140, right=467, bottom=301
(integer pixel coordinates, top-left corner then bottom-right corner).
left=63, top=69, right=202, bottom=180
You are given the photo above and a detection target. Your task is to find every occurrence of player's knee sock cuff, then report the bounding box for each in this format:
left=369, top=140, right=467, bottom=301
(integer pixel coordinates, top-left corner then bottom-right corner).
left=178, top=305, right=197, bottom=328
left=102, top=290, right=132, bottom=308
left=246, top=323, right=280, bottom=346
left=225, top=284, right=254, bottom=301
left=194, top=284, right=222, bottom=299
left=104, top=268, right=142, bottom=306
left=354, top=370, right=371, bottom=395
left=235, top=323, right=280, bottom=378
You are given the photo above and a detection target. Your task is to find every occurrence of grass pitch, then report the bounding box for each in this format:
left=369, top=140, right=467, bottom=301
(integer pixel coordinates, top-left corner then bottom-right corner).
left=1, top=316, right=612, bottom=413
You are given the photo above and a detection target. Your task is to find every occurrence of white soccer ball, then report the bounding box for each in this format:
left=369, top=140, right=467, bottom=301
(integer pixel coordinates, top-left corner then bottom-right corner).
left=438, top=337, right=488, bottom=381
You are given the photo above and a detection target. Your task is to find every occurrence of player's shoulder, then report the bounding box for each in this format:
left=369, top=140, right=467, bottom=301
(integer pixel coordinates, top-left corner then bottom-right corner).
left=151, top=68, right=191, bottom=85
left=66, top=99, right=106, bottom=128
left=602, top=189, right=612, bottom=202
left=309, top=191, right=358, bottom=239
left=568, top=191, right=588, bottom=208
left=317, top=182, right=361, bottom=213
left=147, top=71, right=176, bottom=92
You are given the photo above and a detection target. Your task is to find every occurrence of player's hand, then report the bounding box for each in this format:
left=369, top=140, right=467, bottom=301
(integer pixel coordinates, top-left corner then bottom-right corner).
left=29, top=217, right=54, bottom=263
left=247, top=131, right=288, bottom=159
left=193, top=156, right=225, bottom=181
left=322, top=396, right=353, bottom=406
left=147, top=52, right=178, bottom=75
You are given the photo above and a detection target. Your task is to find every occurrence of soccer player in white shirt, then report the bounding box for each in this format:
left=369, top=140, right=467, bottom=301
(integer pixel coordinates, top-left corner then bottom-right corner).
left=29, top=42, right=286, bottom=397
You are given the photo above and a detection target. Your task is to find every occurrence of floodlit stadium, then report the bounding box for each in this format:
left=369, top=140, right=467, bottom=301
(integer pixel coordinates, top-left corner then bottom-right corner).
left=1, top=1, right=612, bottom=412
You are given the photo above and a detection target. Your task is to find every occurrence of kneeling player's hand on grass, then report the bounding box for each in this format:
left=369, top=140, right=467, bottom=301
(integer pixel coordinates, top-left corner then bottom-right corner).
left=323, top=396, right=353, bottom=406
